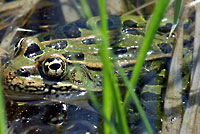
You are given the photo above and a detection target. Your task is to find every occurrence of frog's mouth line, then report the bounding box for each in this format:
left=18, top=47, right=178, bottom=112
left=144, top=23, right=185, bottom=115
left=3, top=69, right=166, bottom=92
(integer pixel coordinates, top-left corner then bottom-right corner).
left=3, top=82, right=102, bottom=104
left=4, top=79, right=102, bottom=95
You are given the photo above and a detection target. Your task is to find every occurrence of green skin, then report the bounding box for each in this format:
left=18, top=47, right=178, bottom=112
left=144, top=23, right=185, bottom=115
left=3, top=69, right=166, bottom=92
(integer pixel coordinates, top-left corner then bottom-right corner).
left=1, top=15, right=178, bottom=101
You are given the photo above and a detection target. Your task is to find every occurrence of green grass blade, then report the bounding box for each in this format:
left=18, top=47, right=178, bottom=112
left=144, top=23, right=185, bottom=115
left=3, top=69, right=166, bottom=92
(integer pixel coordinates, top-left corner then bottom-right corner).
left=0, top=77, right=7, bottom=134
left=97, top=0, right=129, bottom=133
left=79, top=0, right=93, bottom=19
left=169, top=0, right=182, bottom=35
left=87, top=91, right=118, bottom=134
left=79, top=0, right=113, bottom=133
left=174, top=0, right=182, bottom=24
left=97, top=1, right=112, bottom=133
left=123, top=0, right=170, bottom=133
left=80, top=0, right=129, bottom=133
left=80, top=0, right=113, bottom=133
left=79, top=1, right=112, bottom=133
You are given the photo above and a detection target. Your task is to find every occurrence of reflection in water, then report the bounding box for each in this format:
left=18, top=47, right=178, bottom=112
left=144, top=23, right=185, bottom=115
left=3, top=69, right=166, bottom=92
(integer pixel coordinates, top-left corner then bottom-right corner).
left=6, top=100, right=100, bottom=134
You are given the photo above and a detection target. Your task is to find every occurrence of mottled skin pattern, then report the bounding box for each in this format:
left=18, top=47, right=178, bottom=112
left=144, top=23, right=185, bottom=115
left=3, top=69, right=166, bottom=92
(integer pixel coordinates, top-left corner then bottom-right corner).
left=1, top=15, right=176, bottom=101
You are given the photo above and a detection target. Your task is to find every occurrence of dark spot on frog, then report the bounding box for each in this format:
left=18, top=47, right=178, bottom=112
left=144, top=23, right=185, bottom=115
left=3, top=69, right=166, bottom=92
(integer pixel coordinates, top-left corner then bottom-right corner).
left=24, top=43, right=43, bottom=58
left=17, top=68, right=30, bottom=77
left=62, top=52, right=84, bottom=61
left=96, top=16, right=121, bottom=30
left=122, top=28, right=141, bottom=35
left=158, top=23, right=172, bottom=33
left=97, top=19, right=114, bottom=28
left=184, top=20, right=191, bottom=29
left=113, top=47, right=127, bottom=55
left=63, top=25, right=81, bottom=38
left=123, top=20, right=137, bottom=28
left=8, top=72, right=12, bottom=76
left=157, top=43, right=172, bottom=54
left=183, top=37, right=193, bottom=50
left=46, top=40, right=68, bottom=49
left=82, top=38, right=95, bottom=45
left=28, top=81, right=34, bottom=85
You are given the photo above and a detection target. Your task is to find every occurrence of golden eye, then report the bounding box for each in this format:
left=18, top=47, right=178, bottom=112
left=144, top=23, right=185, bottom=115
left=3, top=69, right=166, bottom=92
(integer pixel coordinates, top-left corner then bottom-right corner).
left=41, top=56, right=67, bottom=79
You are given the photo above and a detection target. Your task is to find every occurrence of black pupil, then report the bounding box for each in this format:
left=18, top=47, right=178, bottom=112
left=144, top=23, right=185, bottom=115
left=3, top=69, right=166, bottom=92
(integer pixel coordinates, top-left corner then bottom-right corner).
left=50, top=64, right=60, bottom=70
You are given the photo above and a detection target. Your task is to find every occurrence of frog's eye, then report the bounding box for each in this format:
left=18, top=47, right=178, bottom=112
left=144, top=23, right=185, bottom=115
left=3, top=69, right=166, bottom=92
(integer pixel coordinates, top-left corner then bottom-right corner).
left=40, top=57, right=67, bottom=79
left=14, top=38, right=24, bottom=57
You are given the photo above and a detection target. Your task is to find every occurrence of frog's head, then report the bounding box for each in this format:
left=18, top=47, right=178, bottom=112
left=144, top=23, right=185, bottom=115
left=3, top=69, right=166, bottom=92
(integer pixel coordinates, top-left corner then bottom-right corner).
left=2, top=37, right=102, bottom=97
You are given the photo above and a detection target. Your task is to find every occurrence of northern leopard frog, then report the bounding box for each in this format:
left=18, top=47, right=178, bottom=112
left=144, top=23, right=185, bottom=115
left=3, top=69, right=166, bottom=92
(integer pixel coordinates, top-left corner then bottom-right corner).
left=1, top=15, right=181, bottom=101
